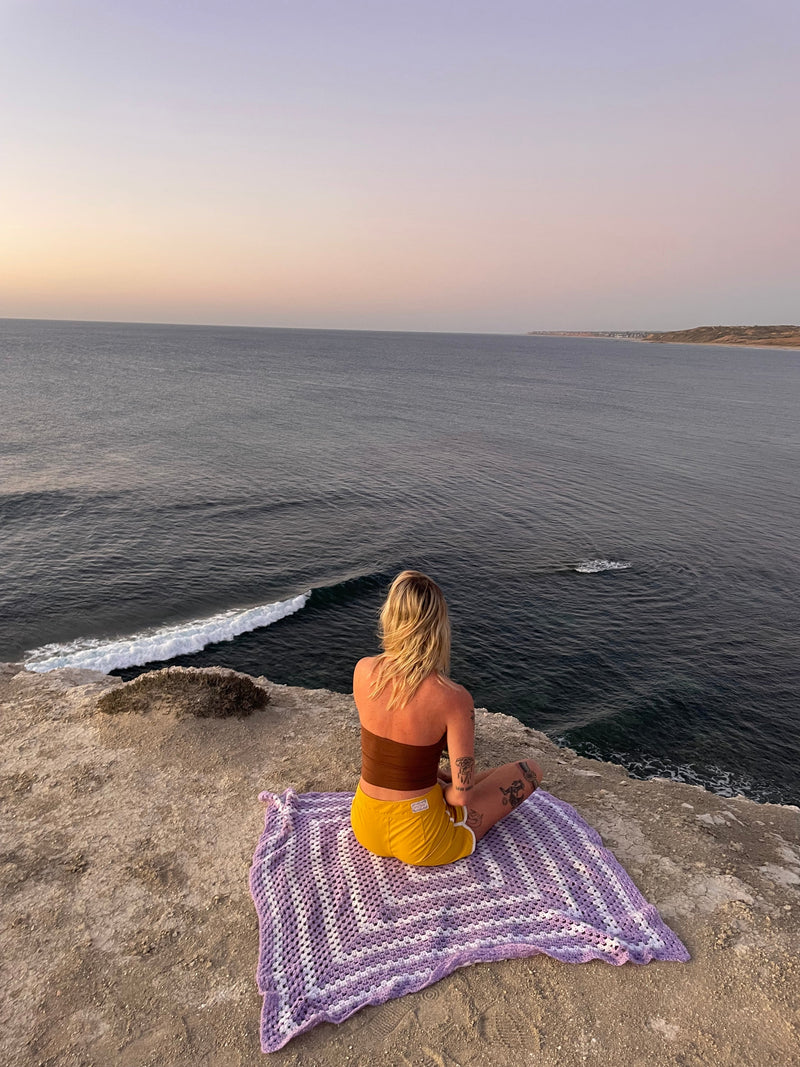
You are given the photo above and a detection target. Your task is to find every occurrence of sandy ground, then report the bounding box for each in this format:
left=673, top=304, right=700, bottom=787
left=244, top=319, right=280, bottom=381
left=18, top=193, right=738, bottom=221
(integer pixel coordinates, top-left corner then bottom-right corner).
left=1, top=663, right=799, bottom=1067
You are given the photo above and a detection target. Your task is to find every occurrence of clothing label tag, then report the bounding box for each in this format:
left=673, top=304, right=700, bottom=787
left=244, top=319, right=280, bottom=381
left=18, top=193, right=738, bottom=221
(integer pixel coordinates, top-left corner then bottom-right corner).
left=411, top=798, right=429, bottom=813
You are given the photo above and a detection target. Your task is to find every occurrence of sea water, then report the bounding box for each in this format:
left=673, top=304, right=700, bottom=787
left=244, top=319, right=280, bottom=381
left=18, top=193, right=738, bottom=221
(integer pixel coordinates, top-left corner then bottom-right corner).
left=2, top=318, right=798, bottom=803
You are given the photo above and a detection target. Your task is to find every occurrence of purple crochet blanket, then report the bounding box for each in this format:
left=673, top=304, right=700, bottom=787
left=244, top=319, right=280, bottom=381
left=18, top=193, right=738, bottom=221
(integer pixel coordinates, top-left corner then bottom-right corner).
left=249, top=788, right=689, bottom=1052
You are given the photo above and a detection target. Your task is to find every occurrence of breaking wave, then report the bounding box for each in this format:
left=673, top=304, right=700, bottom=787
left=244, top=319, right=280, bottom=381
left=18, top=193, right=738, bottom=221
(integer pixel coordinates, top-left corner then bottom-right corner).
left=24, top=592, right=310, bottom=674
left=572, top=559, right=632, bottom=574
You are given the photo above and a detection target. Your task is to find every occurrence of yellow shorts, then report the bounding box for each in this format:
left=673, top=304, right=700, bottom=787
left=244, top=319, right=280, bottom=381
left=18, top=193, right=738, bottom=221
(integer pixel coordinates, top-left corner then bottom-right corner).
left=350, top=782, right=476, bottom=867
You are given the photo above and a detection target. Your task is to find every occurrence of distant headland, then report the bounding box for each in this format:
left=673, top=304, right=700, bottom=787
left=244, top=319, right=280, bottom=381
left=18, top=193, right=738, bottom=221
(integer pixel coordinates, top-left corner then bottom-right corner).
left=528, top=325, right=800, bottom=348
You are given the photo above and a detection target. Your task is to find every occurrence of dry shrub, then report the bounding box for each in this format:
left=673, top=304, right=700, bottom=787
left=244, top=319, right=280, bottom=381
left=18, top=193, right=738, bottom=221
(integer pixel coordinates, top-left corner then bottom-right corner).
left=97, top=666, right=270, bottom=719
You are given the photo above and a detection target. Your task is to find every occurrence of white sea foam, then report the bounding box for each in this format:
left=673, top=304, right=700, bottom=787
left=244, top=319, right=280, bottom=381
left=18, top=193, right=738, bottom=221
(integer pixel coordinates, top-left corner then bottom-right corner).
left=24, top=592, right=311, bottom=674
left=552, top=736, right=777, bottom=804
left=573, top=559, right=632, bottom=574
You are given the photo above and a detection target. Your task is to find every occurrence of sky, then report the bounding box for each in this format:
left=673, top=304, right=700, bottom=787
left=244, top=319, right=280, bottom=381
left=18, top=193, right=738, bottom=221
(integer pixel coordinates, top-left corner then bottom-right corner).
left=1, top=0, right=798, bottom=333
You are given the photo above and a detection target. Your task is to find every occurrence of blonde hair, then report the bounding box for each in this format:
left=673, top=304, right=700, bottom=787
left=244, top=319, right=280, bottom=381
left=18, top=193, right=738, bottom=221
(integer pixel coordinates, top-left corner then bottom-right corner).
left=370, top=570, right=451, bottom=710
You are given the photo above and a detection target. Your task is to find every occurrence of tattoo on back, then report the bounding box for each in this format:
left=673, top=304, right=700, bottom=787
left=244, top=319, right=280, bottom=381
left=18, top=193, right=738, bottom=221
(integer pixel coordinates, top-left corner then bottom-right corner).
left=500, top=779, right=524, bottom=808
left=518, top=761, right=539, bottom=788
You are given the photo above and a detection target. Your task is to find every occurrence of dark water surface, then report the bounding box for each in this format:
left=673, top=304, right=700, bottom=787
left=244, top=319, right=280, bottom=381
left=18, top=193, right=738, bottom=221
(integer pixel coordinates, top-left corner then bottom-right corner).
left=2, top=318, right=798, bottom=803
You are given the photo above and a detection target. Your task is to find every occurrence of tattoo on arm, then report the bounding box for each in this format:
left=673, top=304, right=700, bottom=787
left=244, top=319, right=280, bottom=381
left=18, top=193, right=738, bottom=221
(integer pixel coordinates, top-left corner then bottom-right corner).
left=454, top=756, right=475, bottom=792
left=455, top=756, right=474, bottom=783
left=518, top=761, right=539, bottom=788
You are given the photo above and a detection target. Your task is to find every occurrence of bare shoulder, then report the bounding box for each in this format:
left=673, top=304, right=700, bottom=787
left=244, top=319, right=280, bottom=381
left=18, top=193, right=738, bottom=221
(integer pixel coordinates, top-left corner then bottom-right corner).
left=435, top=676, right=473, bottom=715
left=354, top=655, right=379, bottom=673
left=353, top=655, right=379, bottom=686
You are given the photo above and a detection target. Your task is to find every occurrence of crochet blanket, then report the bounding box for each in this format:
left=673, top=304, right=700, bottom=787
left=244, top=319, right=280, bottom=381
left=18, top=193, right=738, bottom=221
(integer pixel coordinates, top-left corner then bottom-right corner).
left=249, top=789, right=689, bottom=1052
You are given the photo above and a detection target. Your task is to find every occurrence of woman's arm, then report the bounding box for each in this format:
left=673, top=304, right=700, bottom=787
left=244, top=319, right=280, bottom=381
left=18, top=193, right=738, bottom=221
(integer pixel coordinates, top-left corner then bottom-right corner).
left=443, top=693, right=476, bottom=807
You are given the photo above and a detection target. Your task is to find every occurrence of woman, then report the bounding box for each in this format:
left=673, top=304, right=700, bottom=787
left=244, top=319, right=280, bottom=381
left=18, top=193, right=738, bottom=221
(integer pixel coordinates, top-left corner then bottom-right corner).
left=350, top=570, right=543, bottom=866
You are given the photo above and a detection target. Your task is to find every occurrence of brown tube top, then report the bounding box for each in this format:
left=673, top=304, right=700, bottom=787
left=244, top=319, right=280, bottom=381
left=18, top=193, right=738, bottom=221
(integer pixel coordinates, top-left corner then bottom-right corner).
left=360, top=725, right=447, bottom=791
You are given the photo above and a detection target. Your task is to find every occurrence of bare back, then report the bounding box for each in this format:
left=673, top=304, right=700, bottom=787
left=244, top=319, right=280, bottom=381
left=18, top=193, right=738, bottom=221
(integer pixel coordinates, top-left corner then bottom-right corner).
left=353, top=655, right=473, bottom=800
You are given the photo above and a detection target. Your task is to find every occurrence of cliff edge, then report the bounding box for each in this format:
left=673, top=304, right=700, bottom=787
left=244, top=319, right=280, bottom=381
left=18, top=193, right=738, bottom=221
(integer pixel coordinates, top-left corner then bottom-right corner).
left=1, top=664, right=798, bottom=1066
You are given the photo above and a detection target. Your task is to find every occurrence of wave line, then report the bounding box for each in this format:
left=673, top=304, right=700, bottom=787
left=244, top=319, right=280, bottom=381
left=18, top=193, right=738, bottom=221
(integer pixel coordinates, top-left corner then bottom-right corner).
left=24, top=592, right=310, bottom=674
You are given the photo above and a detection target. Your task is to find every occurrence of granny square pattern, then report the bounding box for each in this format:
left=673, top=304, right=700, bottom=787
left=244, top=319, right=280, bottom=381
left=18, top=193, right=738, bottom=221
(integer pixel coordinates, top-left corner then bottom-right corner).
left=249, top=789, right=689, bottom=1052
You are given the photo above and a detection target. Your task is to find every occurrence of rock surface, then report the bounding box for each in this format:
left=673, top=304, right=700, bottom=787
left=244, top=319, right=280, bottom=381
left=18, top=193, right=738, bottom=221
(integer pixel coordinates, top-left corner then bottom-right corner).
left=1, top=663, right=798, bottom=1067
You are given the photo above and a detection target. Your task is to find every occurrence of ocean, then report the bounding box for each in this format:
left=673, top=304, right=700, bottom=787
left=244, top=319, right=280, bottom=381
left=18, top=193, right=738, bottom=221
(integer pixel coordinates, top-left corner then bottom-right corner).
left=2, top=318, right=798, bottom=804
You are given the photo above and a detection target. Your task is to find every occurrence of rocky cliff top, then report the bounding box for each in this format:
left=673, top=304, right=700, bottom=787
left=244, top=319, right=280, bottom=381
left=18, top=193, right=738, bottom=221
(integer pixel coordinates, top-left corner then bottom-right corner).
left=1, top=663, right=798, bottom=1066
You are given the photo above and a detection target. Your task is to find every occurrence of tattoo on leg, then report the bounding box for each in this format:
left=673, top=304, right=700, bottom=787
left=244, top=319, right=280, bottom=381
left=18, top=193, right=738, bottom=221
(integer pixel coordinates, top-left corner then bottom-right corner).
left=466, top=808, right=484, bottom=829
left=455, top=756, right=475, bottom=786
left=518, top=761, right=539, bottom=788
left=500, top=779, right=524, bottom=808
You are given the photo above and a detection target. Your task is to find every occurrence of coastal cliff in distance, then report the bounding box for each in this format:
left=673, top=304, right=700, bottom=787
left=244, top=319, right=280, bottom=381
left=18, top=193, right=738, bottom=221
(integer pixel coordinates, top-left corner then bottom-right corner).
left=528, top=325, right=800, bottom=348
left=2, top=663, right=799, bottom=1066
left=642, top=325, right=800, bottom=348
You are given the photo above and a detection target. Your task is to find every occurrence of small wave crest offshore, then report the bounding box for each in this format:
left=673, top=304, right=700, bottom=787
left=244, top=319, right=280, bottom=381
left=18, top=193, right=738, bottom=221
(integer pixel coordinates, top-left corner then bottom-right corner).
left=572, top=559, right=632, bottom=574
left=24, top=592, right=310, bottom=674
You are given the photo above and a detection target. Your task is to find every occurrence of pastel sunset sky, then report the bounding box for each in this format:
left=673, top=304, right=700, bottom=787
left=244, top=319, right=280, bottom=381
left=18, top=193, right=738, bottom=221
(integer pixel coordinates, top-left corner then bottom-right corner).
left=2, top=0, right=798, bottom=332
